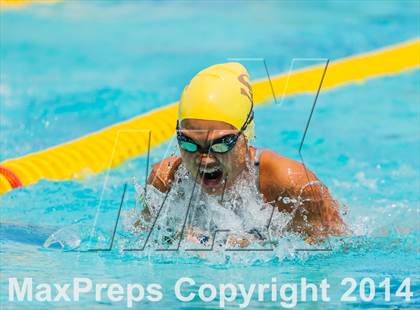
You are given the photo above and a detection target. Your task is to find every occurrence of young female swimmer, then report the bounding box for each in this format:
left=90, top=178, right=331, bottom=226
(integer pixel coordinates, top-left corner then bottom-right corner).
left=143, top=63, right=345, bottom=245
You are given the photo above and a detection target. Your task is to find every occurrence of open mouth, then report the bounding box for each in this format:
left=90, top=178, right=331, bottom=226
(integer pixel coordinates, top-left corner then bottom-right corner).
left=199, top=166, right=224, bottom=187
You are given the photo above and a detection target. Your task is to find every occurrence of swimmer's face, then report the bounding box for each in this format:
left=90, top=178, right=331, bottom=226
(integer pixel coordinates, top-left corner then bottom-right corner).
left=178, top=119, right=249, bottom=195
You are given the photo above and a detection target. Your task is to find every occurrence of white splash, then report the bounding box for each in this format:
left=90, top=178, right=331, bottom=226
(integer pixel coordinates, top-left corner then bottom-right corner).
left=125, top=161, right=319, bottom=263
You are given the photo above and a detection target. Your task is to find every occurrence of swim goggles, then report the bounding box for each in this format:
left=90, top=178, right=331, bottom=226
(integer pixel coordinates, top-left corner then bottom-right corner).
left=176, top=103, right=254, bottom=154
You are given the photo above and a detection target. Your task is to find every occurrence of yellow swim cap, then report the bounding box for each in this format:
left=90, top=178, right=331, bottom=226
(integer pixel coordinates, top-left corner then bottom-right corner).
left=178, top=62, right=254, bottom=139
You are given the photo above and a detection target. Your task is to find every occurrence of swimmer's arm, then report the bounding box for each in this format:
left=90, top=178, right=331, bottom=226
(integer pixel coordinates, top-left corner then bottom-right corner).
left=147, top=156, right=182, bottom=192
left=286, top=170, right=345, bottom=240
left=133, top=156, right=182, bottom=230
left=260, top=151, right=345, bottom=240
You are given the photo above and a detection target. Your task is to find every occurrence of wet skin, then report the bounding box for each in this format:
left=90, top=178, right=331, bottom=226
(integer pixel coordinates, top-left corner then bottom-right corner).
left=147, top=119, right=345, bottom=241
left=177, top=119, right=250, bottom=195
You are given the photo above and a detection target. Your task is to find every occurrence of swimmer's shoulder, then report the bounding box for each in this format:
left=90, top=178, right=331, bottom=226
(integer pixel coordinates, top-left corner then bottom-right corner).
left=147, top=156, right=182, bottom=193
left=258, top=149, right=316, bottom=198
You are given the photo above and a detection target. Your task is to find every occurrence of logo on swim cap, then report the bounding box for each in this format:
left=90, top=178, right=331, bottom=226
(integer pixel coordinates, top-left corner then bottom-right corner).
left=238, top=73, right=253, bottom=103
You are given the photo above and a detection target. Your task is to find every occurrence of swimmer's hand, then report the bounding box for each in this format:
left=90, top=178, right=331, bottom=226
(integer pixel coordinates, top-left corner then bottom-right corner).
left=226, top=228, right=267, bottom=248
left=132, top=189, right=156, bottom=231
left=133, top=217, right=149, bottom=231
left=226, top=235, right=251, bottom=248
left=185, top=228, right=211, bottom=245
left=186, top=228, right=253, bottom=249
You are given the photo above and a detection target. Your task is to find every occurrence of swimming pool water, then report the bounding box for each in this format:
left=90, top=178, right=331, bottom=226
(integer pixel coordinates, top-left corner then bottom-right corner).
left=1, top=1, right=419, bottom=309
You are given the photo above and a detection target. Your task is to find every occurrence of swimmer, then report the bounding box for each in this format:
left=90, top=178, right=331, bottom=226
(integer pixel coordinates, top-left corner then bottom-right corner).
left=143, top=63, right=345, bottom=244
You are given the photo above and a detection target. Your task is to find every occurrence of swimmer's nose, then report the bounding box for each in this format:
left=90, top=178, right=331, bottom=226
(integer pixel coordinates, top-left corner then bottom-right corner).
left=197, top=153, right=217, bottom=166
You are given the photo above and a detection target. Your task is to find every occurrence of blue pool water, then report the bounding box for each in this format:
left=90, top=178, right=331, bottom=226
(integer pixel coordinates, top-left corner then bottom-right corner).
left=1, top=1, right=419, bottom=309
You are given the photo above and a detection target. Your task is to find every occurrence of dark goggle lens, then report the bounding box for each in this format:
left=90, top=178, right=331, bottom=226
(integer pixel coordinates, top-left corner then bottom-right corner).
left=179, top=140, right=198, bottom=153
left=211, top=134, right=238, bottom=153
left=210, top=142, right=231, bottom=153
